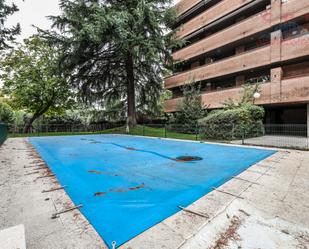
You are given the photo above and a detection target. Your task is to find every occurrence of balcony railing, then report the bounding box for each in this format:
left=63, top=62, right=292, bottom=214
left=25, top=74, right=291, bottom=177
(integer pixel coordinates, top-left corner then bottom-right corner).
left=174, top=0, right=309, bottom=62
left=165, top=74, right=309, bottom=112
left=175, top=0, right=202, bottom=17
left=173, top=9, right=271, bottom=62
left=166, top=33, right=309, bottom=89
left=166, top=45, right=271, bottom=89
left=175, top=0, right=254, bottom=39
left=281, top=0, right=309, bottom=24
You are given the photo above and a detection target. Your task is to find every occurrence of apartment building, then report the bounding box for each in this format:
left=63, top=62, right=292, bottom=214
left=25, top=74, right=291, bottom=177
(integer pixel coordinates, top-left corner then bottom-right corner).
left=165, top=0, right=309, bottom=128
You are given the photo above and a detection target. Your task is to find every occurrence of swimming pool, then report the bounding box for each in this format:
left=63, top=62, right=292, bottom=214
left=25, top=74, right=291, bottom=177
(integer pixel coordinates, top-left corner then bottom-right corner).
left=30, top=135, right=276, bottom=248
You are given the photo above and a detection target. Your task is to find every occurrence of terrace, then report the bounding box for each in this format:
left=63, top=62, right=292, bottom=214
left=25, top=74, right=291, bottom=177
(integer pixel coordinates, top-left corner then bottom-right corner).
left=1, top=126, right=309, bottom=248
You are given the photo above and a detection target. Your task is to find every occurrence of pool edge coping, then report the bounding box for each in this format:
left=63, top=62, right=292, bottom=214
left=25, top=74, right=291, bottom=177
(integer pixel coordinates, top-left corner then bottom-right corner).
left=24, top=135, right=286, bottom=248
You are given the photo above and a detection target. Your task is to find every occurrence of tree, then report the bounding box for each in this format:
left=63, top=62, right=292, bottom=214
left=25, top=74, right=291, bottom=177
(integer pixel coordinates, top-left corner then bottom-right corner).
left=0, top=0, right=20, bottom=49
left=44, top=0, right=177, bottom=127
left=223, top=83, right=262, bottom=108
left=0, top=37, right=74, bottom=133
left=170, top=82, right=207, bottom=133
left=0, top=102, right=13, bottom=124
left=199, top=83, right=265, bottom=140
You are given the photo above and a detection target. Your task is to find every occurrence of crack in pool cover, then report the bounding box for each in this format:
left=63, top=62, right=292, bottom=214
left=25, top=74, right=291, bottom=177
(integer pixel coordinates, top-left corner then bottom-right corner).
left=111, top=143, right=201, bottom=162
left=84, top=142, right=200, bottom=163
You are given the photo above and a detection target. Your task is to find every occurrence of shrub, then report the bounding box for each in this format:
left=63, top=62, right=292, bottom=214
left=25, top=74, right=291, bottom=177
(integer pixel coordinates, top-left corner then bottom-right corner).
left=169, top=82, right=207, bottom=133
left=0, top=102, right=14, bottom=124
left=198, top=104, right=265, bottom=140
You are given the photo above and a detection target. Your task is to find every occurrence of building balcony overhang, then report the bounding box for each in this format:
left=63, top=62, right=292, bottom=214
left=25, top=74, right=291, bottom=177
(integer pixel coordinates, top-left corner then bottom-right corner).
left=165, top=33, right=309, bottom=89
left=173, top=0, right=309, bottom=63
left=164, top=75, right=309, bottom=112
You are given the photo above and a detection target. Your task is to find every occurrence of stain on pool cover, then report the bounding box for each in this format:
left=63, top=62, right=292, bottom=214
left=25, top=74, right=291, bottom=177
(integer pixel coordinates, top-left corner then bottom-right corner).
left=175, top=156, right=203, bottom=162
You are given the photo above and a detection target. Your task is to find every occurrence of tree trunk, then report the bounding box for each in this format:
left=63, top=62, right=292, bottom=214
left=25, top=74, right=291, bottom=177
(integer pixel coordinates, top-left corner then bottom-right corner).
left=126, top=52, right=137, bottom=127
left=23, top=102, right=53, bottom=133
left=23, top=113, right=40, bottom=133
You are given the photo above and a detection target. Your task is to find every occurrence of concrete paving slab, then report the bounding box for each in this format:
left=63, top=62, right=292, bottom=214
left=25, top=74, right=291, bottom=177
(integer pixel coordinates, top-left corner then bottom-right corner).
left=0, top=138, right=105, bottom=249
left=0, top=224, right=26, bottom=249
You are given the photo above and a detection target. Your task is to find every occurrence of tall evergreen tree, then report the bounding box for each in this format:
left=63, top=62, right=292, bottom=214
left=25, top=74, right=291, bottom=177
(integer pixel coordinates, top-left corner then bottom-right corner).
left=169, top=82, right=208, bottom=133
left=0, top=0, right=20, bottom=49
left=45, top=0, right=177, bottom=127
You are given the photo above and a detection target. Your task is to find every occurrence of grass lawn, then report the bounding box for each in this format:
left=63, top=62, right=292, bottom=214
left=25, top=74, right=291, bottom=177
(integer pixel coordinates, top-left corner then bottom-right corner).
left=9, top=125, right=199, bottom=141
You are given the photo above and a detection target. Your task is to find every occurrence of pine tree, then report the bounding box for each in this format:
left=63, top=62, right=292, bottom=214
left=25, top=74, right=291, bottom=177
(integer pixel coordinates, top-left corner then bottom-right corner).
left=0, top=0, right=20, bottom=49
left=44, top=0, right=177, bottom=127
left=170, top=82, right=208, bottom=133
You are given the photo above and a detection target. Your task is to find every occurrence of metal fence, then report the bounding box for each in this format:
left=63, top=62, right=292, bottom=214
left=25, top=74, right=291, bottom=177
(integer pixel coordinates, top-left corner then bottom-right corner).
left=0, top=123, right=8, bottom=145
left=242, top=124, right=309, bottom=150
left=7, top=123, right=309, bottom=150
left=9, top=123, right=121, bottom=137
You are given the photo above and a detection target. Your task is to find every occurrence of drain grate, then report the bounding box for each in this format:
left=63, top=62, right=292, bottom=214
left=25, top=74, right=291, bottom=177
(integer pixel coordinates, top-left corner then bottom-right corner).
left=175, top=156, right=203, bottom=162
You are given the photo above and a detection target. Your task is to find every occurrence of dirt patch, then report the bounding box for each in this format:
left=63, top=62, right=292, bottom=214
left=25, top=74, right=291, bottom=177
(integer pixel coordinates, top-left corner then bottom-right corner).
left=110, top=183, right=146, bottom=193
left=296, top=232, right=309, bottom=249
left=110, top=188, right=127, bottom=193
left=174, top=156, right=203, bottom=162
left=88, top=170, right=104, bottom=175
left=89, top=141, right=102, bottom=144
left=126, top=147, right=136, bottom=151
left=129, top=183, right=145, bottom=191
left=210, top=216, right=242, bottom=249
left=94, top=192, right=106, bottom=197
left=32, top=160, right=45, bottom=164
left=81, top=138, right=102, bottom=144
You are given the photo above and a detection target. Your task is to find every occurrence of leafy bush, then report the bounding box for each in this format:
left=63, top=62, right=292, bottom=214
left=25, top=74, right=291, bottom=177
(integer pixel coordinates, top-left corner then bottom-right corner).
left=198, top=104, right=265, bottom=140
left=0, top=102, right=14, bottom=124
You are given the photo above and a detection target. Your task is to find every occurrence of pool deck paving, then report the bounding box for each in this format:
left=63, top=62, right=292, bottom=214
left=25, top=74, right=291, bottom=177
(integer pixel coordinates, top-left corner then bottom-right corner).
left=0, top=137, right=309, bottom=249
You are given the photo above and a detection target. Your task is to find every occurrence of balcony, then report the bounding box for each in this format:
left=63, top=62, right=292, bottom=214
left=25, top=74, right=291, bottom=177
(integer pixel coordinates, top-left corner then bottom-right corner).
left=175, top=0, right=254, bottom=39
left=281, top=0, right=309, bottom=24
left=276, top=75, right=309, bottom=104
left=281, top=34, right=309, bottom=61
left=164, top=75, right=309, bottom=112
left=166, top=33, right=309, bottom=89
left=164, top=98, right=180, bottom=113
left=175, top=0, right=202, bottom=16
left=174, top=0, right=309, bottom=63
left=166, top=46, right=271, bottom=89
left=173, top=10, right=271, bottom=62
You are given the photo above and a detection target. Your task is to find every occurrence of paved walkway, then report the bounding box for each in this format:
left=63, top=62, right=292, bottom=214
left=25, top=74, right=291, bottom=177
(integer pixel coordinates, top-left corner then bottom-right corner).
left=0, top=138, right=105, bottom=249
left=0, top=224, right=26, bottom=249
left=1, top=138, right=309, bottom=249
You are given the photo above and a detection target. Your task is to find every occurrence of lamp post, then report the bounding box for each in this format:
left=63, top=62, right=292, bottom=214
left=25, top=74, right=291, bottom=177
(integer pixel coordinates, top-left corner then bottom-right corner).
left=253, top=92, right=261, bottom=104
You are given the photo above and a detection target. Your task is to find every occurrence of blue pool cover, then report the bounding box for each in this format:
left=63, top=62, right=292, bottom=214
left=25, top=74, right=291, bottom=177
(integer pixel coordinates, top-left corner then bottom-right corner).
left=30, top=135, right=276, bottom=248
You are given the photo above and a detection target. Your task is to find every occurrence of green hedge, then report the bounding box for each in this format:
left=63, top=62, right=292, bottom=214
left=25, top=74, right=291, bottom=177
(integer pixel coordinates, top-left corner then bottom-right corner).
left=0, top=123, right=8, bottom=145
left=198, top=104, right=265, bottom=140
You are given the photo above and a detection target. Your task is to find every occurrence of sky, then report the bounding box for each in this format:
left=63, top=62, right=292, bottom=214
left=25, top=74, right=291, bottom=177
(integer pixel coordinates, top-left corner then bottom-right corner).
left=6, top=0, right=180, bottom=41
left=6, top=0, right=60, bottom=42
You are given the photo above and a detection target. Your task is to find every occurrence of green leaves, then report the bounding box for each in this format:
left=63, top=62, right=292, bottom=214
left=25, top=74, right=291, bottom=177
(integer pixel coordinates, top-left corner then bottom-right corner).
left=0, top=36, right=74, bottom=126
left=170, top=81, right=207, bottom=133
left=0, top=101, right=14, bottom=124
left=45, top=0, right=176, bottom=119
